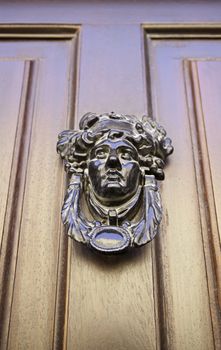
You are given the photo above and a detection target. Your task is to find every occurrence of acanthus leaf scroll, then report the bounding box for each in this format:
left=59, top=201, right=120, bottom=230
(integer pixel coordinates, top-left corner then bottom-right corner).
left=57, top=112, right=173, bottom=254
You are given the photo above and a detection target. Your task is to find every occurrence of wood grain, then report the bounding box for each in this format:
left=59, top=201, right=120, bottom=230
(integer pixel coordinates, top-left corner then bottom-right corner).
left=0, top=18, right=221, bottom=350
left=77, top=24, right=146, bottom=117
left=6, top=41, right=76, bottom=350
left=0, top=60, right=24, bottom=249
left=146, top=36, right=221, bottom=349
left=197, top=61, right=221, bottom=245
left=0, top=35, right=78, bottom=350
left=68, top=24, right=157, bottom=350
left=184, top=60, right=221, bottom=347
left=52, top=33, right=79, bottom=350
left=1, top=1, right=221, bottom=25
left=0, top=60, right=38, bottom=349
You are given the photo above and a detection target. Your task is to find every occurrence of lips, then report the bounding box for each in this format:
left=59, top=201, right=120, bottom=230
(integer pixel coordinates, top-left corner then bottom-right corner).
left=107, top=174, right=120, bottom=181
left=102, top=170, right=124, bottom=182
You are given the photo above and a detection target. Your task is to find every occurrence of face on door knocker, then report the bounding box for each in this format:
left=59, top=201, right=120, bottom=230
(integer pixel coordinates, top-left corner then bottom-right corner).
left=57, top=112, right=173, bottom=254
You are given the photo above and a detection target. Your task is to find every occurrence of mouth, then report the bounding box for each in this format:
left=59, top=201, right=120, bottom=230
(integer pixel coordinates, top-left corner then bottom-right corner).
left=104, top=170, right=124, bottom=182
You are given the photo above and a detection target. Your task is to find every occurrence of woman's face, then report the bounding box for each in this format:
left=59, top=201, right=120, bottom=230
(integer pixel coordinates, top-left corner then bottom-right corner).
left=88, top=138, right=141, bottom=205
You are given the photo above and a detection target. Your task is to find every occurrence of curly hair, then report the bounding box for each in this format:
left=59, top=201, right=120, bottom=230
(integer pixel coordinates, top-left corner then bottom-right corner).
left=57, top=112, right=173, bottom=180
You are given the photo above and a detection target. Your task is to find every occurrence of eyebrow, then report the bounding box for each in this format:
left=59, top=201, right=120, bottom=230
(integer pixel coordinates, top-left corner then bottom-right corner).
left=92, top=143, right=138, bottom=155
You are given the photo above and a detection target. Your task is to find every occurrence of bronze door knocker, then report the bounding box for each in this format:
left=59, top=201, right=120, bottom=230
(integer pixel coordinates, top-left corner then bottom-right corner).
left=57, top=112, right=173, bottom=254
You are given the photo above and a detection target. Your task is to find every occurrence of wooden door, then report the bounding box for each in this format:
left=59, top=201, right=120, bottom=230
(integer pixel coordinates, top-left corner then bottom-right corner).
left=0, top=2, right=220, bottom=350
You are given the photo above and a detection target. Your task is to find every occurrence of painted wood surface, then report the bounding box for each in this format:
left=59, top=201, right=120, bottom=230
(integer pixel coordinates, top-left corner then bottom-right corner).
left=0, top=3, right=220, bottom=349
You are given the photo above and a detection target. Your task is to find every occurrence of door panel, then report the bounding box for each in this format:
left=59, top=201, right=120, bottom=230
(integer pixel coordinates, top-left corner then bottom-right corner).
left=146, top=36, right=221, bottom=349
left=0, top=35, right=79, bottom=350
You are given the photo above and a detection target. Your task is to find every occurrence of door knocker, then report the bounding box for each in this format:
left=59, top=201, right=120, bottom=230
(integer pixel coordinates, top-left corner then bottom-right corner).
left=57, top=112, right=173, bottom=254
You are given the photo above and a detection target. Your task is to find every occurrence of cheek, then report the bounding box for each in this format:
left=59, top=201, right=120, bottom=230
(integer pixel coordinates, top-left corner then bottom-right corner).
left=127, top=164, right=141, bottom=189
left=88, top=160, right=105, bottom=188
left=88, top=159, right=105, bottom=174
left=130, top=164, right=141, bottom=181
left=122, top=162, right=140, bottom=179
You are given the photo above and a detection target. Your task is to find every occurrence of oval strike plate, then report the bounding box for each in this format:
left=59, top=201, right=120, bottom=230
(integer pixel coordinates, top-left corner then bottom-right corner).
left=57, top=112, right=173, bottom=254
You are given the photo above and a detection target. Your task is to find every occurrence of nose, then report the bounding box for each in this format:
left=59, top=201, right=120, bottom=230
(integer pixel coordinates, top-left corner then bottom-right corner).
left=105, top=153, right=122, bottom=170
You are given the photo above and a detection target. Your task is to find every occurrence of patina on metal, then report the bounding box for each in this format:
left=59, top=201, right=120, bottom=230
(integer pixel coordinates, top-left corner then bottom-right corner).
left=57, top=112, right=173, bottom=254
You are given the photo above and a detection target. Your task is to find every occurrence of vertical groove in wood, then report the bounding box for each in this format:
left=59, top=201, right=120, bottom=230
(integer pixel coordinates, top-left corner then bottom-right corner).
left=184, top=60, right=221, bottom=349
left=143, top=34, right=153, bottom=118
left=52, top=33, right=79, bottom=350
left=0, top=60, right=39, bottom=350
left=144, top=33, right=172, bottom=350
left=142, top=32, right=162, bottom=350
left=52, top=222, right=70, bottom=350
left=151, top=235, right=175, bottom=350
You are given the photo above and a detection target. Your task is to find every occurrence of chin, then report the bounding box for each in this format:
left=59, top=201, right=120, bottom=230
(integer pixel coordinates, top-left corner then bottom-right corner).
left=99, top=186, right=135, bottom=204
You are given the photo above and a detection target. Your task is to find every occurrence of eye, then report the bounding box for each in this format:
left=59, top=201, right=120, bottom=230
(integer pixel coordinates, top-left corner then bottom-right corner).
left=120, top=151, right=134, bottom=160
left=95, top=148, right=108, bottom=159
